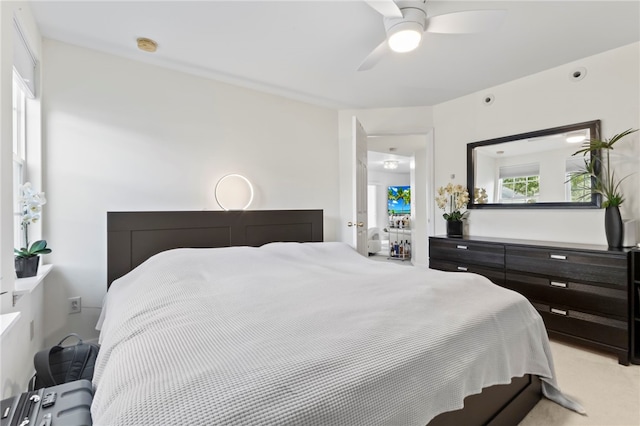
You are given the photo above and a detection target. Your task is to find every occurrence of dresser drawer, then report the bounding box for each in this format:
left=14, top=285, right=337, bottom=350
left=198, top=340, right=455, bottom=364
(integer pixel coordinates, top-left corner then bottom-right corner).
left=532, top=302, right=628, bottom=350
left=506, top=246, right=627, bottom=286
left=429, top=239, right=505, bottom=269
left=430, top=259, right=505, bottom=285
left=506, top=272, right=627, bottom=320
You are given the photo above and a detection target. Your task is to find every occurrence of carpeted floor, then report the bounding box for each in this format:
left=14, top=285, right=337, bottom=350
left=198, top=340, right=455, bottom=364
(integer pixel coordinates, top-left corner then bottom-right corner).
left=519, top=340, right=640, bottom=426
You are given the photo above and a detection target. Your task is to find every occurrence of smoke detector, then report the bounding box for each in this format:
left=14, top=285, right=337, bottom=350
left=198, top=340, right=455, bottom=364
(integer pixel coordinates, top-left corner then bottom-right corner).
left=137, top=37, right=157, bottom=53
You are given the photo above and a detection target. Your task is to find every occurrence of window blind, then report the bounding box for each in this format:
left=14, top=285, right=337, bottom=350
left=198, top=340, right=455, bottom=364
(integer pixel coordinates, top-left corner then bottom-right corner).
left=498, top=163, right=540, bottom=179
left=13, top=18, right=36, bottom=98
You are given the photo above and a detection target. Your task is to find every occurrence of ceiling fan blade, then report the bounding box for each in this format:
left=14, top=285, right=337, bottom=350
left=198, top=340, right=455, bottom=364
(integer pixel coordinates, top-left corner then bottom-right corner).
left=357, top=40, right=390, bottom=71
left=363, top=0, right=403, bottom=18
left=425, top=10, right=507, bottom=34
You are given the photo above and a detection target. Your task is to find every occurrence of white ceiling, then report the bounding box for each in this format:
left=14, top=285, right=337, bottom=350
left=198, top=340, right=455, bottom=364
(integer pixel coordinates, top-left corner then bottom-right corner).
left=27, top=1, right=640, bottom=110
left=368, top=150, right=412, bottom=173
left=367, top=134, right=423, bottom=172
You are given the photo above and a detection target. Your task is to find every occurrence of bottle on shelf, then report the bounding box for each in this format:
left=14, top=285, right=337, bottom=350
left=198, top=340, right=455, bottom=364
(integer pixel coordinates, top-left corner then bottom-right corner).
left=387, top=214, right=412, bottom=260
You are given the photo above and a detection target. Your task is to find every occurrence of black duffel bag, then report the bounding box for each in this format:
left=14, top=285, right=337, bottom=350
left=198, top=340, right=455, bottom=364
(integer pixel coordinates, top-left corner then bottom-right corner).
left=32, top=333, right=100, bottom=390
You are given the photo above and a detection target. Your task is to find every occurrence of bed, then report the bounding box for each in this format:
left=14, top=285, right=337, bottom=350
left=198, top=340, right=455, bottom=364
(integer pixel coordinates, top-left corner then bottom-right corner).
left=97, top=210, right=579, bottom=425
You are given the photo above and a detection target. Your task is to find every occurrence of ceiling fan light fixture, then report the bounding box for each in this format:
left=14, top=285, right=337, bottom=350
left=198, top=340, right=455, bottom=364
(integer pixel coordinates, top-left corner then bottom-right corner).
left=387, top=22, right=423, bottom=53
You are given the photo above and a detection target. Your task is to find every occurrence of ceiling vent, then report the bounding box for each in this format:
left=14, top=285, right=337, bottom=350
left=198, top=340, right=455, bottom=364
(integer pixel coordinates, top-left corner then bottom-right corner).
left=483, top=94, right=495, bottom=106
left=570, top=67, right=587, bottom=82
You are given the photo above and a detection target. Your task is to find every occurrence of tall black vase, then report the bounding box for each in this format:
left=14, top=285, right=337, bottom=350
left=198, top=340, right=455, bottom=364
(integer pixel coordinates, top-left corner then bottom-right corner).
left=604, top=206, right=624, bottom=248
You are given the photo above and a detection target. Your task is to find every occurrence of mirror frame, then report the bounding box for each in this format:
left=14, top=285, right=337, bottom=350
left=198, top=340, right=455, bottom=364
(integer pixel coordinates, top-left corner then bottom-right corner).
left=467, top=120, right=601, bottom=209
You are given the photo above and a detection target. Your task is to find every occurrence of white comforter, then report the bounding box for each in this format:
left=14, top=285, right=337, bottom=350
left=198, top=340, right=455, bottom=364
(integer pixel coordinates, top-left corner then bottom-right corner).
left=93, top=242, right=577, bottom=425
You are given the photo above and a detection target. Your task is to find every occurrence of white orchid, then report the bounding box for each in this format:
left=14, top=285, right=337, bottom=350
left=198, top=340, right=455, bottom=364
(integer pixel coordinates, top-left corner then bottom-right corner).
left=435, top=183, right=469, bottom=221
left=19, top=183, right=46, bottom=227
left=15, top=182, right=51, bottom=258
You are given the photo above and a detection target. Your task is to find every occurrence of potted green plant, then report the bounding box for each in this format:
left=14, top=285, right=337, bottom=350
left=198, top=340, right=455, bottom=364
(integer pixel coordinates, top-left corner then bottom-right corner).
left=572, top=128, right=638, bottom=247
left=435, top=183, right=469, bottom=237
left=14, top=183, right=52, bottom=278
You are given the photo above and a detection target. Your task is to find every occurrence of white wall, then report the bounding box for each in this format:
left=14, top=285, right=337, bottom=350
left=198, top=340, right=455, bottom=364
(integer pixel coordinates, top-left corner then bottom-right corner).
left=433, top=42, right=640, bottom=244
left=0, top=0, right=46, bottom=399
left=41, top=40, right=340, bottom=344
left=411, top=140, right=432, bottom=267
left=475, top=151, right=496, bottom=202
left=0, top=0, right=14, bottom=315
left=1, top=1, right=43, bottom=312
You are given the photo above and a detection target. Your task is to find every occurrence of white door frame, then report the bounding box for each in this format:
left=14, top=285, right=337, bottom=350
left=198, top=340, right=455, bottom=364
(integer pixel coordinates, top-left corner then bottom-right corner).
left=339, top=123, right=435, bottom=266
left=353, top=117, right=368, bottom=256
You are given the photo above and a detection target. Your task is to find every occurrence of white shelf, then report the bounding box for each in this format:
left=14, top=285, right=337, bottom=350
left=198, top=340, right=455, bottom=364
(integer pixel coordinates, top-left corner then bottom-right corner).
left=0, top=312, right=21, bottom=338
left=386, top=228, right=412, bottom=235
left=387, top=226, right=412, bottom=261
left=14, top=264, right=53, bottom=295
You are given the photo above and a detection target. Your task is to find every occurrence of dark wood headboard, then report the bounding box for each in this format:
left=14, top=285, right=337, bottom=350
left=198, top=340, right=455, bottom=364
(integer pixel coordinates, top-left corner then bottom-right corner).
left=107, top=210, right=323, bottom=288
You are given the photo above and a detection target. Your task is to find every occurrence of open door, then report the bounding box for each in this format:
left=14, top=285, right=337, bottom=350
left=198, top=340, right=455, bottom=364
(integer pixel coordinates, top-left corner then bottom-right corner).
left=351, top=117, right=368, bottom=256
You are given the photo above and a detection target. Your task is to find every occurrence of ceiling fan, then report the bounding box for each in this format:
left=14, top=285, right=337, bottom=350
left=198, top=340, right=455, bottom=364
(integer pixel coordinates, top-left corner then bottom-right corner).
left=359, top=0, right=506, bottom=71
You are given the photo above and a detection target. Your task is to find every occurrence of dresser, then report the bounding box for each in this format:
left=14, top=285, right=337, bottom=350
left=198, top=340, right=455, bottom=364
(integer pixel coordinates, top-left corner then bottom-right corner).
left=632, top=249, right=640, bottom=364
left=429, top=235, right=633, bottom=365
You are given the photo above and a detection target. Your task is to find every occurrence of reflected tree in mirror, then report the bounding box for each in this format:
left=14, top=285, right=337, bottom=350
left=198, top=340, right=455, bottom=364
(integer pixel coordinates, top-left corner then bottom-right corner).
left=570, top=128, right=639, bottom=208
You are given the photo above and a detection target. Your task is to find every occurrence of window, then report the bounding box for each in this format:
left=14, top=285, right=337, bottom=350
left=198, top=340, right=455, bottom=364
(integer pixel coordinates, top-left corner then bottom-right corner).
left=565, top=157, right=592, bottom=202
left=498, top=163, right=540, bottom=204
left=12, top=18, right=37, bottom=251
left=13, top=76, right=27, bottom=248
left=566, top=174, right=592, bottom=202
left=2, top=17, right=39, bottom=294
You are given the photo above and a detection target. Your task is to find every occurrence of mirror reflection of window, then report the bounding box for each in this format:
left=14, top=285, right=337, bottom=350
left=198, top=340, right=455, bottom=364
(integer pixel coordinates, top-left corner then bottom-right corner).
left=498, top=164, right=540, bottom=204
left=565, top=157, right=592, bottom=202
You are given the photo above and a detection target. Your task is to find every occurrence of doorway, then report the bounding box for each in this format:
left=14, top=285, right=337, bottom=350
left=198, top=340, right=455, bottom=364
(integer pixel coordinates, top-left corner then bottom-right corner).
left=338, top=115, right=434, bottom=267
left=366, top=133, right=433, bottom=266
left=366, top=151, right=412, bottom=259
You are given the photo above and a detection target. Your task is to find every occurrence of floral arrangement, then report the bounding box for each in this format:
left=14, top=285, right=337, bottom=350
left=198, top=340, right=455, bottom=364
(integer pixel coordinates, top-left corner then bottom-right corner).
left=474, top=187, right=488, bottom=204
left=572, top=128, right=638, bottom=208
left=436, top=183, right=469, bottom=222
left=14, top=182, right=52, bottom=259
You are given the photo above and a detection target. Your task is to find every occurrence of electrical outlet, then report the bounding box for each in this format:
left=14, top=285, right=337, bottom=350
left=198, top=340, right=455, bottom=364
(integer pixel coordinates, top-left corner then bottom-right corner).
left=69, top=296, right=81, bottom=314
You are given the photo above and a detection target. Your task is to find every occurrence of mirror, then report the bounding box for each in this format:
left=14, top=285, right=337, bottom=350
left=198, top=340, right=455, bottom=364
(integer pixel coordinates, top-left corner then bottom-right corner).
left=467, top=120, right=601, bottom=209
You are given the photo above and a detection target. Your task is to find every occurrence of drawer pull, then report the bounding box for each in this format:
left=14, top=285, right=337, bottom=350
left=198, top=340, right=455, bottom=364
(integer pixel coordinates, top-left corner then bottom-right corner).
left=456, top=245, right=468, bottom=250
left=550, top=281, right=568, bottom=288
left=551, top=308, right=567, bottom=316
left=550, top=254, right=567, bottom=260
left=457, top=266, right=468, bottom=271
